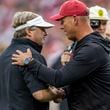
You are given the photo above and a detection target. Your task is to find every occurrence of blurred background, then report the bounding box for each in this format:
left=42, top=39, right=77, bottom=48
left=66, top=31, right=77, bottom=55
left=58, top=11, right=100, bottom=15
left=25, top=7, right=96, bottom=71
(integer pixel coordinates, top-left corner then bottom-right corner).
left=0, top=0, right=110, bottom=110
left=0, top=0, right=110, bottom=57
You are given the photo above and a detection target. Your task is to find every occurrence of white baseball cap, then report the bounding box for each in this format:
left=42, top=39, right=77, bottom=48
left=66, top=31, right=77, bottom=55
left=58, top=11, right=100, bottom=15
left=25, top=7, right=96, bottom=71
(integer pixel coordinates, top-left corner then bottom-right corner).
left=15, top=16, right=54, bottom=31
left=89, top=6, right=109, bottom=20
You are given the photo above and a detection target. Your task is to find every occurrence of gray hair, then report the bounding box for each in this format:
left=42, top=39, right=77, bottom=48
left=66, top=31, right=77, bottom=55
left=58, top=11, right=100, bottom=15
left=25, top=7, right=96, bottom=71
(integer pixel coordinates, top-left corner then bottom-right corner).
left=12, top=11, right=39, bottom=38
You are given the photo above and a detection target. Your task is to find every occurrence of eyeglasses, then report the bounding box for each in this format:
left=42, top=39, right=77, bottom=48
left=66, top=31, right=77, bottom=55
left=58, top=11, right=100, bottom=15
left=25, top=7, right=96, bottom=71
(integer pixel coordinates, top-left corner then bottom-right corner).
left=29, top=26, right=46, bottom=32
left=38, top=27, right=46, bottom=33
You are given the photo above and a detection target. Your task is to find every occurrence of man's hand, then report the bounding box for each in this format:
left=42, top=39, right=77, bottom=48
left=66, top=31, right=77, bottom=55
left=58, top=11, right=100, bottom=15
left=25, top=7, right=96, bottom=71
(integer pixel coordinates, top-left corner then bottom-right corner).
left=61, top=51, right=72, bottom=65
left=12, top=48, right=32, bottom=66
left=49, top=86, right=66, bottom=103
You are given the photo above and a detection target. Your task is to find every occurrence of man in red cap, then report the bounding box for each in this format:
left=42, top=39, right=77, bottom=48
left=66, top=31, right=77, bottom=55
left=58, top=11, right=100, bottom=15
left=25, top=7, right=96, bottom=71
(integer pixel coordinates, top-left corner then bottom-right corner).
left=12, top=0, right=110, bottom=110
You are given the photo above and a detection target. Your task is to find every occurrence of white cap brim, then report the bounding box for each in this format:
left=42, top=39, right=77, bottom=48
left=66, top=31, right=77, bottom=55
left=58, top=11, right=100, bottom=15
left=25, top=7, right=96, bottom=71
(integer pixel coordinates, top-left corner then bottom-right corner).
left=33, top=20, right=55, bottom=28
left=15, top=16, right=54, bottom=31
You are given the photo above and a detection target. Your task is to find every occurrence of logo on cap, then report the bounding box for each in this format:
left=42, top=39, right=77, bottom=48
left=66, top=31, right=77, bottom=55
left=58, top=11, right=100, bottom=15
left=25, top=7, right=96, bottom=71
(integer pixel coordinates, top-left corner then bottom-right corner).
left=98, top=9, right=104, bottom=17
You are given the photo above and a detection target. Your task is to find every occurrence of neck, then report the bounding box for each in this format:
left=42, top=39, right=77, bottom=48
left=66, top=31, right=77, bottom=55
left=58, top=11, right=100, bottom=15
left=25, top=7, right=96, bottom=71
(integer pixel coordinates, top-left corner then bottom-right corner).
left=76, top=24, right=93, bottom=41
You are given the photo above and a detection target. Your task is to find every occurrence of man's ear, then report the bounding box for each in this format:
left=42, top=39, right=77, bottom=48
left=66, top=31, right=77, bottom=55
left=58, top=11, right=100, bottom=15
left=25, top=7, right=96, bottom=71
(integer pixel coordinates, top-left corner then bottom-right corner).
left=25, top=28, right=32, bottom=37
left=73, top=16, right=79, bottom=26
left=73, top=16, right=78, bottom=25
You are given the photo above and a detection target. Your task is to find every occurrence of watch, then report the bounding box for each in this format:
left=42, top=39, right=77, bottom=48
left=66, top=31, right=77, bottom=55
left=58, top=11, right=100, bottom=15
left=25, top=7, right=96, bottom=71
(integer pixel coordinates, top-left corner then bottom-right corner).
left=23, top=57, right=33, bottom=65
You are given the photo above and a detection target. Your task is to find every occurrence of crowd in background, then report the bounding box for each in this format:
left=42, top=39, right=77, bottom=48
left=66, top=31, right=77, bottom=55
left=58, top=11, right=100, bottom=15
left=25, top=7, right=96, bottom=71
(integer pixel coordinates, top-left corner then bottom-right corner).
left=0, top=0, right=110, bottom=110
left=0, top=0, right=110, bottom=56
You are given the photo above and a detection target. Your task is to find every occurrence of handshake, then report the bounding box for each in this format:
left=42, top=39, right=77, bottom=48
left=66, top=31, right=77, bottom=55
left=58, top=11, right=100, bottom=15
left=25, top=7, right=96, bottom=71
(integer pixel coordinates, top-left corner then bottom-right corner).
left=49, top=86, right=66, bottom=103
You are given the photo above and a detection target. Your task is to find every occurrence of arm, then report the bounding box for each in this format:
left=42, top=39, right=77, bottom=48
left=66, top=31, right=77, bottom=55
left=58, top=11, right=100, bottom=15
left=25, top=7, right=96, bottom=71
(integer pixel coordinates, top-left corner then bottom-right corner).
left=32, top=89, right=54, bottom=102
left=27, top=44, right=101, bottom=87
left=12, top=44, right=102, bottom=87
left=19, top=66, right=65, bottom=102
left=32, top=88, right=65, bottom=102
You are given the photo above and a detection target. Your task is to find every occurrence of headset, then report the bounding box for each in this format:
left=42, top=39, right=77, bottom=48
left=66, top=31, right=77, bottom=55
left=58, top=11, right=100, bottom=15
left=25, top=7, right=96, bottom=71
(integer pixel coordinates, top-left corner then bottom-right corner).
left=90, top=19, right=101, bottom=29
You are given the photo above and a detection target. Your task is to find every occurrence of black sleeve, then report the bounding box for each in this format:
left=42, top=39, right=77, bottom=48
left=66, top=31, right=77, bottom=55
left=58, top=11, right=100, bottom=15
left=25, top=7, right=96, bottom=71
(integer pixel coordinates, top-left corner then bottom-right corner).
left=18, top=63, right=48, bottom=94
left=23, top=69, right=48, bottom=93
left=28, top=44, right=103, bottom=87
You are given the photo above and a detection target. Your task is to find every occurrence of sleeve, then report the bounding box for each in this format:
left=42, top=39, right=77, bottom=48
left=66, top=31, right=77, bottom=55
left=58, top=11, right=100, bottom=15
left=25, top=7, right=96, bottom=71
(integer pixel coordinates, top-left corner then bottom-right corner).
left=23, top=69, right=48, bottom=93
left=28, top=44, right=103, bottom=87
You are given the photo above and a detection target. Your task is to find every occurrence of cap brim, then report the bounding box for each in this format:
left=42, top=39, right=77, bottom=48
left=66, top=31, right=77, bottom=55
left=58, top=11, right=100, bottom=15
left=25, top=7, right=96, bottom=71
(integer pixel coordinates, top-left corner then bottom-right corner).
left=90, top=17, right=110, bottom=21
left=36, top=21, right=55, bottom=28
left=50, top=14, right=64, bottom=21
left=15, top=16, right=54, bottom=31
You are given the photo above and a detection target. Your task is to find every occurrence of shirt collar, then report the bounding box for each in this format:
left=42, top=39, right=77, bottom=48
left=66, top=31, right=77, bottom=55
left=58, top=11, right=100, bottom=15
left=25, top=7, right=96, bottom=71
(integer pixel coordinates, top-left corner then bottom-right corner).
left=11, top=38, right=42, bottom=53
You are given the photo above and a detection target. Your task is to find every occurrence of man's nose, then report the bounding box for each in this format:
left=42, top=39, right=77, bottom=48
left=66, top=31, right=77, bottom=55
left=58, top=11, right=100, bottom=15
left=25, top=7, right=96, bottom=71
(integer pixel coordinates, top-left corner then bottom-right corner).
left=60, top=27, right=64, bottom=30
left=59, top=23, right=64, bottom=30
left=60, top=25, right=64, bottom=30
left=44, top=31, right=48, bottom=36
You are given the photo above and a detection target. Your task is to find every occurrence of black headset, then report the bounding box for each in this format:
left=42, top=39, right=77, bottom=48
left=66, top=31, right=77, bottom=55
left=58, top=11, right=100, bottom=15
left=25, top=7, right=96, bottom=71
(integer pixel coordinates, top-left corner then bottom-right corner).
left=90, top=19, right=101, bottom=29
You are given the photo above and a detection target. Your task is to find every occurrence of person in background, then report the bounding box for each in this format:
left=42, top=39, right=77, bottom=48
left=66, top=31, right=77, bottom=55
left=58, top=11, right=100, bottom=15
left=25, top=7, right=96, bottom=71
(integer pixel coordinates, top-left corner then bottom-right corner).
left=89, top=5, right=110, bottom=50
left=0, top=11, right=65, bottom=110
left=89, top=6, right=109, bottom=38
left=12, top=0, right=110, bottom=110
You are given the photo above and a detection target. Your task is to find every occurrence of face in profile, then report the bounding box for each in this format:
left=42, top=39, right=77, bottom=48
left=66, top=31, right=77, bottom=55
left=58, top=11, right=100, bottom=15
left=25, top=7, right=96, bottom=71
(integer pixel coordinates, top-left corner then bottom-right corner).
left=27, top=26, right=48, bottom=45
left=60, top=16, right=77, bottom=41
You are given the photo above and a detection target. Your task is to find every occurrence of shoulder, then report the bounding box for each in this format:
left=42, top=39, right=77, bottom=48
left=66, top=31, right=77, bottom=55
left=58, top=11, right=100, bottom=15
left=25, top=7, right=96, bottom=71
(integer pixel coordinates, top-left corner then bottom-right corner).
left=30, top=49, right=47, bottom=65
left=75, top=42, right=109, bottom=67
left=82, top=42, right=106, bottom=56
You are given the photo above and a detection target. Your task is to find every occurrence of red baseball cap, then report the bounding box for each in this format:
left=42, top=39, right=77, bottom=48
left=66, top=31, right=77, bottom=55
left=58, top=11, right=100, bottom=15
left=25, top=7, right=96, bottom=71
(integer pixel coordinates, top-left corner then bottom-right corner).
left=50, top=0, right=89, bottom=21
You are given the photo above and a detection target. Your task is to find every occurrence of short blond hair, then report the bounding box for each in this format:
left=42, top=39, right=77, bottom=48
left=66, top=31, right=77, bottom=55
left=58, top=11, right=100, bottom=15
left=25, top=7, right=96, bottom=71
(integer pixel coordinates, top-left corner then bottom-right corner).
left=12, top=11, right=38, bottom=38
